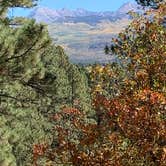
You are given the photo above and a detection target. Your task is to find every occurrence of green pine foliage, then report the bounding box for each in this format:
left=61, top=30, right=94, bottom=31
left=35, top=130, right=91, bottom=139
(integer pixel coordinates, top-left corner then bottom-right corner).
left=136, top=0, right=164, bottom=7
left=0, top=0, right=92, bottom=165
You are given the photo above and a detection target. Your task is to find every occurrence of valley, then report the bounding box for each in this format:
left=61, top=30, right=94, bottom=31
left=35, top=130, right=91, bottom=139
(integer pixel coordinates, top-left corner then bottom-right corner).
left=48, top=19, right=130, bottom=63
left=29, top=2, right=139, bottom=63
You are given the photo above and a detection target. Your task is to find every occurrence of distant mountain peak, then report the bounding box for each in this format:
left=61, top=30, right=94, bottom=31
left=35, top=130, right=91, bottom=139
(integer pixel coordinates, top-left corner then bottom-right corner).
left=29, top=2, right=140, bottom=24
left=117, top=1, right=139, bottom=13
left=30, top=6, right=55, bottom=14
left=29, top=6, right=61, bottom=22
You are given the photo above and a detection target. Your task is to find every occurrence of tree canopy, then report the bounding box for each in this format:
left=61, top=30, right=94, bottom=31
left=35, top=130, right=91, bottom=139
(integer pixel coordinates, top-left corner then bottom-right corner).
left=136, top=0, right=165, bottom=7
left=0, top=0, right=165, bottom=165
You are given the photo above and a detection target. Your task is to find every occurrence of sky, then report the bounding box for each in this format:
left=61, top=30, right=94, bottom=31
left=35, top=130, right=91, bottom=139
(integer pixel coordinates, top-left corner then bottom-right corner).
left=10, top=0, right=134, bottom=17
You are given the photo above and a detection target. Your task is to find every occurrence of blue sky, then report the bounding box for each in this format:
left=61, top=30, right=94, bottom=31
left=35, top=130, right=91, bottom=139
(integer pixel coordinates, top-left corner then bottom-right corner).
left=10, top=0, right=134, bottom=17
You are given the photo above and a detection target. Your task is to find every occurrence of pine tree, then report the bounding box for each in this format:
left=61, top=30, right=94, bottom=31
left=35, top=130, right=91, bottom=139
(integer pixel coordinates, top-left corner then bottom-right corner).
left=67, top=64, right=91, bottom=112
left=136, top=0, right=164, bottom=8
left=0, top=1, right=53, bottom=165
left=0, top=1, right=92, bottom=165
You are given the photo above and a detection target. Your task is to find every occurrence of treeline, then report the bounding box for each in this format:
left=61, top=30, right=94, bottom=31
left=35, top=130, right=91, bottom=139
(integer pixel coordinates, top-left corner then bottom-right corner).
left=0, top=0, right=165, bottom=166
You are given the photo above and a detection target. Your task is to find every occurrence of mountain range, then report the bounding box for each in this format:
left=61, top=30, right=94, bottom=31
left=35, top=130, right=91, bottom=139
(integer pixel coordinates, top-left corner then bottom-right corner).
left=29, top=2, right=140, bottom=24
left=29, top=2, right=141, bottom=63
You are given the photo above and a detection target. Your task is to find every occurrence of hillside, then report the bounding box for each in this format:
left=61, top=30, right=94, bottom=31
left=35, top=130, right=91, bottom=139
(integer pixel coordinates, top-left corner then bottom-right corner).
left=48, top=19, right=131, bottom=63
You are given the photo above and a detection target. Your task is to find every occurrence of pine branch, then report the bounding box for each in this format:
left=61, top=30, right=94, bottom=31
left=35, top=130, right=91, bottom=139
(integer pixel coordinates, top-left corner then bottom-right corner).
left=0, top=92, right=38, bottom=104
left=3, top=35, right=40, bottom=63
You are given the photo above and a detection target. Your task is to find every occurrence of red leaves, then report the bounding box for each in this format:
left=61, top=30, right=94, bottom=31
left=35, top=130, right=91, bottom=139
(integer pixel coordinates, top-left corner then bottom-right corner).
left=33, top=89, right=165, bottom=165
left=109, top=132, right=121, bottom=144
left=92, top=86, right=165, bottom=163
left=52, top=113, right=62, bottom=121
left=93, top=94, right=121, bottom=114
left=32, top=4, right=166, bottom=165
left=51, top=107, right=82, bottom=124
left=93, top=94, right=110, bottom=109
left=62, top=107, right=81, bottom=115
left=33, top=143, right=47, bottom=156
left=136, top=89, right=166, bottom=105
left=33, top=143, right=48, bottom=166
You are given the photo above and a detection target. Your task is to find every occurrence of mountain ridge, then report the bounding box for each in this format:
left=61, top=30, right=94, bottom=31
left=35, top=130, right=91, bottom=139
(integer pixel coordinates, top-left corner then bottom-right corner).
left=29, top=2, right=140, bottom=24
left=29, top=2, right=141, bottom=63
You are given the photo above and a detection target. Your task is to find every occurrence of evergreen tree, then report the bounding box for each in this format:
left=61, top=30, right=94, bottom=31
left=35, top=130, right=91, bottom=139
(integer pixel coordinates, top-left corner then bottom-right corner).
left=136, top=0, right=164, bottom=8
left=0, top=1, right=53, bottom=165
left=68, top=64, right=91, bottom=112
left=0, top=0, right=92, bottom=165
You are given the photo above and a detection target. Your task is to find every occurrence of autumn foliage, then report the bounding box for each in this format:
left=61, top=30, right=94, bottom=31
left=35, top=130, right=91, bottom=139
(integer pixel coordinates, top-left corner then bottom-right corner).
left=33, top=2, right=166, bottom=166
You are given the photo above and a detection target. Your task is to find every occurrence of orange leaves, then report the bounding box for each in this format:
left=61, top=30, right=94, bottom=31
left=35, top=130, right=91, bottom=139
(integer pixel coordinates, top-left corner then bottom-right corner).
left=151, top=33, right=158, bottom=41
left=62, top=107, right=81, bottom=116
left=51, top=107, right=81, bottom=122
left=135, top=69, right=148, bottom=79
left=51, top=113, right=62, bottom=121
left=34, top=90, right=165, bottom=165
left=93, top=94, right=110, bottom=109
left=150, top=92, right=166, bottom=105
left=33, top=143, right=47, bottom=156
left=80, top=133, right=98, bottom=146
left=88, top=64, right=119, bottom=96
left=136, top=89, right=166, bottom=105
left=93, top=94, right=124, bottom=118
left=109, top=132, right=121, bottom=144
left=78, top=124, right=99, bottom=146
left=31, top=3, right=166, bottom=166
left=162, top=147, right=166, bottom=161
left=159, top=121, right=166, bottom=142
left=33, top=143, right=48, bottom=166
